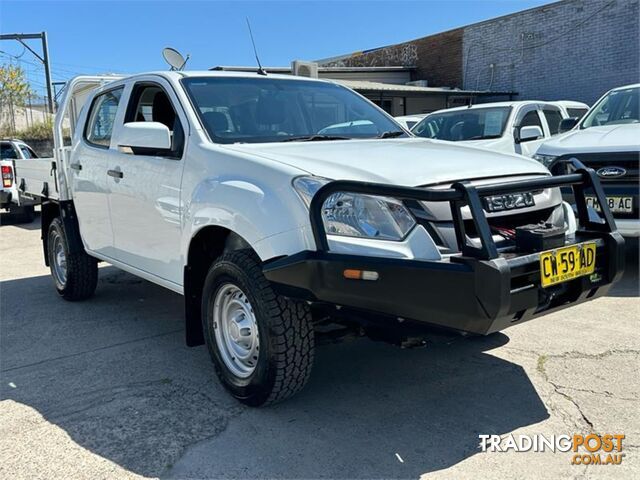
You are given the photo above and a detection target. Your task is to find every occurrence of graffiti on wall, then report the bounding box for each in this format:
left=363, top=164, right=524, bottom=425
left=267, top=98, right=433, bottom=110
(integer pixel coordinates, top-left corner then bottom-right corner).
left=324, top=43, right=418, bottom=68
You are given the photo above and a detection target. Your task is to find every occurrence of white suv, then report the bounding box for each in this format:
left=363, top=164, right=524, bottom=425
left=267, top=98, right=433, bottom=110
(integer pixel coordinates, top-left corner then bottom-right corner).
left=412, top=101, right=574, bottom=157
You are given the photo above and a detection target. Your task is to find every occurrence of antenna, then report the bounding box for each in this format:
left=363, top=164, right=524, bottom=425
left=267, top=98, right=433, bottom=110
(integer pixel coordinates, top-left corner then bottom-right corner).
left=246, top=17, right=267, bottom=76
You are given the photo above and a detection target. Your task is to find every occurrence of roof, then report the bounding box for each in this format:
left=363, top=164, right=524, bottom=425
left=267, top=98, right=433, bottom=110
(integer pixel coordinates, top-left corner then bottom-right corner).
left=328, top=79, right=514, bottom=96
left=612, top=83, right=640, bottom=91
left=551, top=100, right=590, bottom=108
left=122, top=70, right=326, bottom=83
left=211, top=65, right=415, bottom=73
left=425, top=99, right=571, bottom=114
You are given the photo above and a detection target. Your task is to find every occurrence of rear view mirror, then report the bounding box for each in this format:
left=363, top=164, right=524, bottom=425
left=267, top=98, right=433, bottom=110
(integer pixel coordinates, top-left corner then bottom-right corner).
left=118, top=122, right=171, bottom=152
left=559, top=117, right=579, bottom=133
left=518, top=125, right=544, bottom=143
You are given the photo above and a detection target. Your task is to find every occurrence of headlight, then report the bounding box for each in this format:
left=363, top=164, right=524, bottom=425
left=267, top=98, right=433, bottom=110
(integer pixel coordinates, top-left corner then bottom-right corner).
left=533, top=153, right=558, bottom=167
left=293, top=176, right=416, bottom=241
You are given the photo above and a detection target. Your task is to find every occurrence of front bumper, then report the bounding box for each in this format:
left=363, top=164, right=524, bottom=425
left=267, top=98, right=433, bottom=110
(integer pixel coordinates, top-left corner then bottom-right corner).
left=614, top=219, right=640, bottom=238
left=264, top=160, right=625, bottom=335
left=264, top=232, right=624, bottom=335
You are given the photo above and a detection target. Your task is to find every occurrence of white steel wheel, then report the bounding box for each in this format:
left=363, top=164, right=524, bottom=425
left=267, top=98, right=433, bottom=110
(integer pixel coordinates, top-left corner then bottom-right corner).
left=212, top=283, right=260, bottom=378
left=50, top=229, right=68, bottom=286
left=46, top=217, right=98, bottom=301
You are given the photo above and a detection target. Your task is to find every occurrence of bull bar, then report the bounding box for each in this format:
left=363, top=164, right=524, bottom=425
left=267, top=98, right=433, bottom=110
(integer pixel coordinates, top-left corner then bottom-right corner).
left=263, top=160, right=625, bottom=335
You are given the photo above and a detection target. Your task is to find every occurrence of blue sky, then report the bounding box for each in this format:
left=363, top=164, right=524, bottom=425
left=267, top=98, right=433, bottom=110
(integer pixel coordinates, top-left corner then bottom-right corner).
left=1, top=0, right=550, bottom=96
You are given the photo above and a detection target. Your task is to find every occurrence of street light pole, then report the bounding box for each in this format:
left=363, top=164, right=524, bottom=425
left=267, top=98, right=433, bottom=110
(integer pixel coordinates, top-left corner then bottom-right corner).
left=0, top=31, right=55, bottom=114
left=41, top=31, right=54, bottom=114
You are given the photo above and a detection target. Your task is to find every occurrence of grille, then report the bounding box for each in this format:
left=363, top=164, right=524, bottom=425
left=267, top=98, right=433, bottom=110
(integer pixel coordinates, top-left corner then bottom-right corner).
left=557, top=152, right=640, bottom=182
left=463, top=207, right=555, bottom=238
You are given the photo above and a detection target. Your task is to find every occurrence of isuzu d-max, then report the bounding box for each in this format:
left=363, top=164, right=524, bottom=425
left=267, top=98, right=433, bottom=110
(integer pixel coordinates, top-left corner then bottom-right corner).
left=14, top=72, right=624, bottom=406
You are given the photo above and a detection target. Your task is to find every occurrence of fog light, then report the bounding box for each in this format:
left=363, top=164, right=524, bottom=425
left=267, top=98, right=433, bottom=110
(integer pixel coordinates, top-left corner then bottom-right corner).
left=343, top=269, right=379, bottom=281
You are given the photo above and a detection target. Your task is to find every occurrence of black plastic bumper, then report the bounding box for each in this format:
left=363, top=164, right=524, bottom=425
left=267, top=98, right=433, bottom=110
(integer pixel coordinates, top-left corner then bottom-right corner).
left=0, top=190, right=11, bottom=208
left=263, top=160, right=625, bottom=335
left=264, top=232, right=625, bottom=335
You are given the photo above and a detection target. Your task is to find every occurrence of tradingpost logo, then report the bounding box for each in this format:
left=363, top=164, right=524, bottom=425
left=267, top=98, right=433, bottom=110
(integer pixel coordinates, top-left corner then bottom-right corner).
left=478, top=434, right=625, bottom=465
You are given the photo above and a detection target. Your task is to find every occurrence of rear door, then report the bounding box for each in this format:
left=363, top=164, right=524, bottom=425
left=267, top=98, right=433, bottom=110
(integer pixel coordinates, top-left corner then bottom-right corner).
left=106, top=77, right=187, bottom=286
left=71, top=85, right=126, bottom=256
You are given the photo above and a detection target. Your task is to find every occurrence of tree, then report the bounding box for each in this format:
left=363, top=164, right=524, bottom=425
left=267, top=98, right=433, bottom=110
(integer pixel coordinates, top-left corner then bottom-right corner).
left=0, top=64, right=35, bottom=134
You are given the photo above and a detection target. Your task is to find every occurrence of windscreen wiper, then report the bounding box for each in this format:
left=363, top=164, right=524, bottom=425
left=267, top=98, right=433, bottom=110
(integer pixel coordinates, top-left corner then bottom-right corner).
left=377, top=130, right=406, bottom=139
left=280, top=135, right=351, bottom=142
left=467, top=134, right=502, bottom=140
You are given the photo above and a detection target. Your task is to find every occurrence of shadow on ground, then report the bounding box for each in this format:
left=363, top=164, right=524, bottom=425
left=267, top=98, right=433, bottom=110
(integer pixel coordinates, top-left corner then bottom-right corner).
left=0, top=267, right=554, bottom=478
left=0, top=210, right=40, bottom=230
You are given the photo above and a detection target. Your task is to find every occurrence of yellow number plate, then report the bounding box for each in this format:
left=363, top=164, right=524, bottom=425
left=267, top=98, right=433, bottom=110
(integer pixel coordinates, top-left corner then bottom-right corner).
left=539, top=243, right=597, bottom=288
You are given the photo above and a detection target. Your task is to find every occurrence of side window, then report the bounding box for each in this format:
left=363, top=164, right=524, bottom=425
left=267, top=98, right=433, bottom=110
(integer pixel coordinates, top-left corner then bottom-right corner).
left=413, top=117, right=442, bottom=138
left=124, top=83, right=184, bottom=158
left=519, top=110, right=543, bottom=128
left=567, top=108, right=588, bottom=119
left=542, top=107, right=564, bottom=135
left=85, top=88, right=123, bottom=147
left=19, top=146, right=38, bottom=159
left=1, top=142, right=18, bottom=159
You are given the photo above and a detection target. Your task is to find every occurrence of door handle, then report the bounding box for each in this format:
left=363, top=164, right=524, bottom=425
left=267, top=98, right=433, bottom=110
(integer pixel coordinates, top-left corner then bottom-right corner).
left=70, top=163, right=82, bottom=171
left=107, top=169, right=123, bottom=179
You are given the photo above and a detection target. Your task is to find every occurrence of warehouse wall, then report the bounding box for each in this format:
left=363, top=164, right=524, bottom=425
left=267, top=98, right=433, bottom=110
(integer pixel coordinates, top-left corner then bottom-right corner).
left=321, top=29, right=464, bottom=88
left=463, top=0, right=640, bottom=104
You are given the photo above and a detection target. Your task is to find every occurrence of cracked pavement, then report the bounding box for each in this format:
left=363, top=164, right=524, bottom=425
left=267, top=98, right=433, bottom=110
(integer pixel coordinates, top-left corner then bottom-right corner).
left=1, top=213, right=638, bottom=479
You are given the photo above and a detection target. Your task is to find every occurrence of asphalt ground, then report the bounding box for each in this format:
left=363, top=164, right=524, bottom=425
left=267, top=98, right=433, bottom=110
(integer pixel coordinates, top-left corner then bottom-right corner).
left=1, top=211, right=638, bottom=479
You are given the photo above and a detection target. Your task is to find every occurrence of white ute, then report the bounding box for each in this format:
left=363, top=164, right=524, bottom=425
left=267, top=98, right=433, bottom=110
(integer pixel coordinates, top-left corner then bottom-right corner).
left=1, top=139, right=39, bottom=223
left=14, top=72, right=624, bottom=406
left=412, top=101, right=576, bottom=157
left=534, top=84, right=639, bottom=238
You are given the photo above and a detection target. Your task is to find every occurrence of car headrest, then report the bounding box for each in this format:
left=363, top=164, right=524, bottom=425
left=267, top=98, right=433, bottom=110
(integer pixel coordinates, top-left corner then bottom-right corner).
left=202, top=111, right=229, bottom=133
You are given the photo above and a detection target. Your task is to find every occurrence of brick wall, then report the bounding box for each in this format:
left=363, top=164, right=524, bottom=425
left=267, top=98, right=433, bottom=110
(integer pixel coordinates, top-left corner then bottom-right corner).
left=322, top=29, right=464, bottom=88
left=463, top=0, right=640, bottom=104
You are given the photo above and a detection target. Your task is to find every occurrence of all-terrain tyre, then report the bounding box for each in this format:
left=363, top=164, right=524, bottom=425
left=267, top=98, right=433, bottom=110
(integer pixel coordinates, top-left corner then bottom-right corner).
left=47, top=217, right=98, bottom=301
left=202, top=250, right=315, bottom=406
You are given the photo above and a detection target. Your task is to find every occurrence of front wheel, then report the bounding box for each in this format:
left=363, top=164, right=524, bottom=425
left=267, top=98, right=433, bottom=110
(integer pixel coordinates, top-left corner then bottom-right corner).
left=47, top=217, right=98, bottom=301
left=202, top=250, right=315, bottom=406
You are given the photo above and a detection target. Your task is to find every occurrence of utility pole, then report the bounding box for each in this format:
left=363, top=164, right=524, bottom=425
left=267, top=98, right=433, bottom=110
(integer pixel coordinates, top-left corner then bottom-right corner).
left=0, top=31, right=55, bottom=114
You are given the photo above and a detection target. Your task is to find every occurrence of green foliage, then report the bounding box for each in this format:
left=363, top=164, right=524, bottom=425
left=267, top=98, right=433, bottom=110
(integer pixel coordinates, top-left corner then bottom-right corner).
left=0, top=64, right=34, bottom=108
left=0, top=121, right=50, bottom=140
left=0, top=121, right=70, bottom=142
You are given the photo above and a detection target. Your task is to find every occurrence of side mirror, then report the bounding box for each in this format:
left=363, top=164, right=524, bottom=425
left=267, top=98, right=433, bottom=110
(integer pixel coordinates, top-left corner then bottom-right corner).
left=518, top=125, right=544, bottom=143
left=558, top=117, right=578, bottom=133
left=118, top=122, right=171, bottom=152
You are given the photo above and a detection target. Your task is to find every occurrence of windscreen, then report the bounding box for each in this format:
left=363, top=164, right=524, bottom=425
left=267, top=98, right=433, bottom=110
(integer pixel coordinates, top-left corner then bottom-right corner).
left=413, top=107, right=511, bottom=141
left=181, top=77, right=404, bottom=144
left=581, top=87, right=639, bottom=128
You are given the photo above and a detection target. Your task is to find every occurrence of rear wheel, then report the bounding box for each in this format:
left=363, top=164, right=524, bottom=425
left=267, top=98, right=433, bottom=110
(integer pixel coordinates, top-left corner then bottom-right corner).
left=202, top=250, right=315, bottom=406
left=47, top=217, right=98, bottom=301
